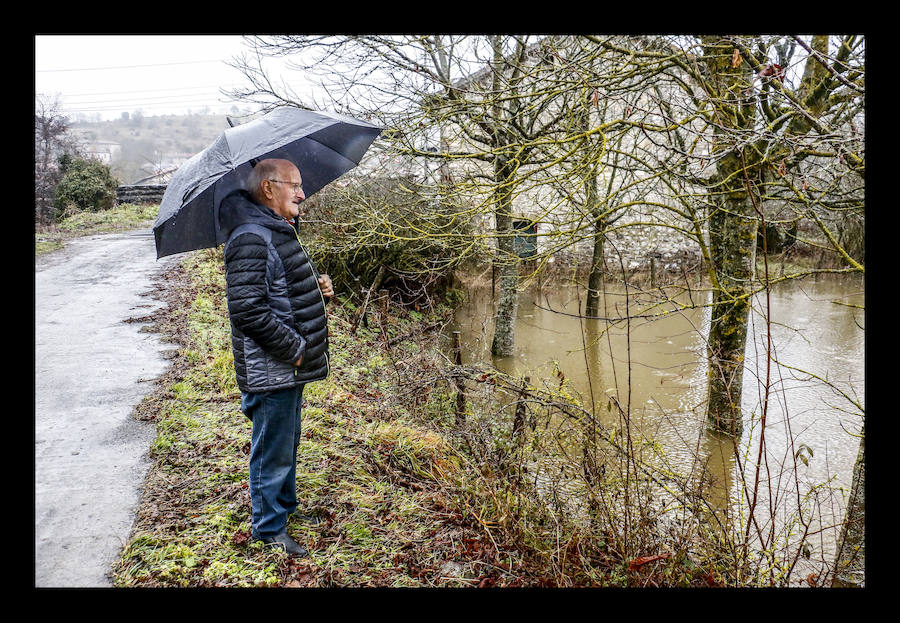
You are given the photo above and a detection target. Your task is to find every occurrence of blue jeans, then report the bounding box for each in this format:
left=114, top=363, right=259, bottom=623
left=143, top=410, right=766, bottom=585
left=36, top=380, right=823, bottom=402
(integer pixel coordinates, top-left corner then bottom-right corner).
left=241, top=384, right=305, bottom=539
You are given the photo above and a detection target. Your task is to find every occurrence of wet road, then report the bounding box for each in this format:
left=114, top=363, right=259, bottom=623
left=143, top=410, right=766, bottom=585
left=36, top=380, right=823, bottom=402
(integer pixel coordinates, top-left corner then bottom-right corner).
left=35, top=229, right=177, bottom=587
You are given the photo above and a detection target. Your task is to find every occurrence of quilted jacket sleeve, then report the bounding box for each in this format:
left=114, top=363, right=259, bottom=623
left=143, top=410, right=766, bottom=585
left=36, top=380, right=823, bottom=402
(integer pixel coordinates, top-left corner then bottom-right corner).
left=224, top=232, right=305, bottom=365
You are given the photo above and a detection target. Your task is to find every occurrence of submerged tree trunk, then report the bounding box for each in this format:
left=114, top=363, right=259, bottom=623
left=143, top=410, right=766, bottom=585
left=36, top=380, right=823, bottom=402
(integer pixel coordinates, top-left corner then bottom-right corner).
left=581, top=89, right=607, bottom=318
left=584, top=144, right=605, bottom=318
left=488, top=36, right=523, bottom=358
left=585, top=222, right=605, bottom=317
left=491, top=155, right=520, bottom=357
left=701, top=37, right=759, bottom=436
left=832, top=427, right=865, bottom=587
left=705, top=184, right=757, bottom=435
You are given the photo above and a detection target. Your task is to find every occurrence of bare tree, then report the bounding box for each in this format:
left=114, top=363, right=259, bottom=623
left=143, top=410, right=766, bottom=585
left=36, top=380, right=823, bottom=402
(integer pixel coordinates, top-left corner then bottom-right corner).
left=566, top=33, right=865, bottom=584
left=35, top=94, right=80, bottom=225
left=832, top=425, right=864, bottom=586
left=574, top=35, right=864, bottom=435
left=226, top=35, right=594, bottom=356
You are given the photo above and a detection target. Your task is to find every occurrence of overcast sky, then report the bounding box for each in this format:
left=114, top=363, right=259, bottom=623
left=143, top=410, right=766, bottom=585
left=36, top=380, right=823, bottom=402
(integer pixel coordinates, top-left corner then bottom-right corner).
left=34, top=35, right=279, bottom=120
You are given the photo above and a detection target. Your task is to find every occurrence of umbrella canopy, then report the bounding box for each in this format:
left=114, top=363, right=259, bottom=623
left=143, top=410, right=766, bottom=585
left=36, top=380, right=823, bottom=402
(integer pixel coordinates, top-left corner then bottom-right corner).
left=153, top=107, right=383, bottom=259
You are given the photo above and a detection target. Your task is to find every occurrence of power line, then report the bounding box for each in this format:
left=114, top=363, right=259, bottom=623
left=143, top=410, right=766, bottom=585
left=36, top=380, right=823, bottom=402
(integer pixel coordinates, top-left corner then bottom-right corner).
left=37, top=59, right=227, bottom=73
left=63, top=91, right=233, bottom=106
left=63, top=103, right=229, bottom=114
left=61, top=97, right=240, bottom=113
left=55, top=84, right=229, bottom=97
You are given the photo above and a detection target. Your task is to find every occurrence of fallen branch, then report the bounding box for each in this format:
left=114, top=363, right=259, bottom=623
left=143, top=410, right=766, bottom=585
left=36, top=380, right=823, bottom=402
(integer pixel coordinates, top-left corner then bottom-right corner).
left=350, top=265, right=386, bottom=334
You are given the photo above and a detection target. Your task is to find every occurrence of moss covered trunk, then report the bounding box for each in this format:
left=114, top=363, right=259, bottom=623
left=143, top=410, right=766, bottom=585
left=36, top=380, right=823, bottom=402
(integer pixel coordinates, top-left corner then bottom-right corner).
left=585, top=228, right=605, bottom=318
left=584, top=145, right=604, bottom=318
left=581, top=93, right=605, bottom=319
left=705, top=183, right=757, bottom=435
left=491, top=155, right=520, bottom=357
left=832, top=427, right=865, bottom=587
left=700, top=37, right=760, bottom=436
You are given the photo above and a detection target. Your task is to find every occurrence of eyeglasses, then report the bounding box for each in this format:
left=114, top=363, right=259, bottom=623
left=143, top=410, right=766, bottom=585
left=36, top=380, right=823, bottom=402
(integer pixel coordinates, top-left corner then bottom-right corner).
left=267, top=179, right=304, bottom=193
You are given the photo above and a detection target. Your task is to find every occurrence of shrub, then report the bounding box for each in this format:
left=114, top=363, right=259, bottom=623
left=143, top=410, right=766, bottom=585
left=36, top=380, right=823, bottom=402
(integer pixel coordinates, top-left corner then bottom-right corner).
left=53, top=155, right=119, bottom=219
left=303, top=174, right=475, bottom=306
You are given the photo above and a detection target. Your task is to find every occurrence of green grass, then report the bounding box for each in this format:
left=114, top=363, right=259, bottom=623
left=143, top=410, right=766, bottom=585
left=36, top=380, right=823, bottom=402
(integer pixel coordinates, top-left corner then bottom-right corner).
left=35, top=203, right=159, bottom=257
left=112, top=247, right=499, bottom=587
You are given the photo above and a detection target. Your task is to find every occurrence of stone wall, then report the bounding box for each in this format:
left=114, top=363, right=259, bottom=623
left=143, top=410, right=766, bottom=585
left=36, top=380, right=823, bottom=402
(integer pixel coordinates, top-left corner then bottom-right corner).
left=600, top=222, right=703, bottom=272
left=116, top=185, right=167, bottom=205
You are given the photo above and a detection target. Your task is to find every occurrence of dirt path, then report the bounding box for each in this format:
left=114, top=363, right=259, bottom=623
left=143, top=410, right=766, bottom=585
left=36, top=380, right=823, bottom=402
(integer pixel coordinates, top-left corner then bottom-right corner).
left=35, top=229, right=177, bottom=587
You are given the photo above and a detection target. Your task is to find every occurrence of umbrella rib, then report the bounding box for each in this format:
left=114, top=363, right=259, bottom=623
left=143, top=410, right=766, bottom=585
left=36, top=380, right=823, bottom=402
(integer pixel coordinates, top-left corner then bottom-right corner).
left=303, top=135, right=364, bottom=167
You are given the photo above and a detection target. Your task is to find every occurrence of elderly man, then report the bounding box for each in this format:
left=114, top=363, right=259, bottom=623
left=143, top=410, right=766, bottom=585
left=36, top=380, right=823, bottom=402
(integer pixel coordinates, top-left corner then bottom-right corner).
left=218, top=158, right=334, bottom=558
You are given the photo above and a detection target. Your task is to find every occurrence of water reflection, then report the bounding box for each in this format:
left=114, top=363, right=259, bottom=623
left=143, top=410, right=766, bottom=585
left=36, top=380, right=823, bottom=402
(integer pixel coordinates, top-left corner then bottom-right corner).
left=446, top=274, right=864, bottom=571
left=448, top=281, right=714, bottom=456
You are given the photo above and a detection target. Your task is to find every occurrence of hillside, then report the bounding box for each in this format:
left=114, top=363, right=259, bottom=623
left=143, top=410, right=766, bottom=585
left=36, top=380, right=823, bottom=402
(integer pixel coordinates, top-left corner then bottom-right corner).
left=70, top=112, right=239, bottom=184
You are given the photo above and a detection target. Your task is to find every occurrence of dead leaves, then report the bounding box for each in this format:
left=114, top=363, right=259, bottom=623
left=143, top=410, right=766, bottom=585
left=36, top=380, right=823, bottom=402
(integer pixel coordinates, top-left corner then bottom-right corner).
left=758, top=63, right=786, bottom=83
left=628, top=552, right=672, bottom=571
left=282, top=560, right=316, bottom=587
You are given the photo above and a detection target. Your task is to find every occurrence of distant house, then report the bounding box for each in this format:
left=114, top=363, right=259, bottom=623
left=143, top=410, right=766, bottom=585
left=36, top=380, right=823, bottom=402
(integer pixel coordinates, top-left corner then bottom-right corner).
left=157, top=152, right=194, bottom=171
left=134, top=152, right=194, bottom=185
left=83, top=140, right=121, bottom=165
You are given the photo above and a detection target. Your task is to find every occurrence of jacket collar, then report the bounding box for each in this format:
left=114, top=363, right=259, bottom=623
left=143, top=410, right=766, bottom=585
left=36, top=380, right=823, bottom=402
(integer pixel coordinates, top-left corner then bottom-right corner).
left=219, top=189, right=296, bottom=237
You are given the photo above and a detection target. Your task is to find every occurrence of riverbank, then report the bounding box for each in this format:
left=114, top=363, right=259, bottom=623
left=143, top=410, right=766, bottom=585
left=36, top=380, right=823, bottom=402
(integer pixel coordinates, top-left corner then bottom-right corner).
left=111, top=247, right=727, bottom=587
left=458, top=234, right=846, bottom=298
left=38, top=206, right=856, bottom=587
left=112, top=249, right=519, bottom=587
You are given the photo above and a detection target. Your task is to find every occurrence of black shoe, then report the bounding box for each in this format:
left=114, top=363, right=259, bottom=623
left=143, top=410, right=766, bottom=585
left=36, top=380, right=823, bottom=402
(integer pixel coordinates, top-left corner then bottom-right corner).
left=255, top=532, right=309, bottom=558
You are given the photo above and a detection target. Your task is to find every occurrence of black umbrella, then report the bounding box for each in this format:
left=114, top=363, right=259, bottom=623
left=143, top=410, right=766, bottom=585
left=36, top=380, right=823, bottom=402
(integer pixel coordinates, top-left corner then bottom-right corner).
left=153, top=107, right=383, bottom=259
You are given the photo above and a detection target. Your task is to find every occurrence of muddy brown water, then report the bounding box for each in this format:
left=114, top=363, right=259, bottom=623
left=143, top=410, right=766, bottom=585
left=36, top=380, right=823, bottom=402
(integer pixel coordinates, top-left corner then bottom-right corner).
left=445, top=273, right=864, bottom=575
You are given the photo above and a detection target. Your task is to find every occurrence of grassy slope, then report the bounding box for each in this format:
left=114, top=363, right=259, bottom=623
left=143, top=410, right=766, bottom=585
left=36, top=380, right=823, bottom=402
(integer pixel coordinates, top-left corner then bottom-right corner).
left=112, top=247, right=541, bottom=588
left=35, top=203, right=159, bottom=256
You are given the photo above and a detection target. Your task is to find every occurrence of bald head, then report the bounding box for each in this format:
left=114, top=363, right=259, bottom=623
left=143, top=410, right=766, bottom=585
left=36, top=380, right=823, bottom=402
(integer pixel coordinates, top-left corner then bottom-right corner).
left=248, top=159, right=298, bottom=202
left=247, top=158, right=306, bottom=221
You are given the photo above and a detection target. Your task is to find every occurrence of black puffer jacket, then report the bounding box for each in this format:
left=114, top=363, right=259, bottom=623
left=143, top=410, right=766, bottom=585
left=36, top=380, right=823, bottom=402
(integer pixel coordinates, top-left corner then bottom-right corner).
left=219, top=190, right=329, bottom=394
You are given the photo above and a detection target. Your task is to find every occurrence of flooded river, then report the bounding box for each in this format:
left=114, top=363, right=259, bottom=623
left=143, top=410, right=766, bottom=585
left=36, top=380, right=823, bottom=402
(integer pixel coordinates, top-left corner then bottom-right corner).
left=445, top=273, right=865, bottom=573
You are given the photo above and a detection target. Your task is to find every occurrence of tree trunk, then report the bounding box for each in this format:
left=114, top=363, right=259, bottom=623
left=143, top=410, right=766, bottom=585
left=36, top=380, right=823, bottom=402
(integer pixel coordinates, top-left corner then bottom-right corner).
left=580, top=90, right=606, bottom=318
left=705, top=185, right=757, bottom=435
left=586, top=216, right=605, bottom=318
left=584, top=146, right=604, bottom=318
left=584, top=167, right=606, bottom=316
left=700, top=37, right=759, bottom=436
left=832, top=427, right=865, bottom=587
left=491, top=155, right=520, bottom=357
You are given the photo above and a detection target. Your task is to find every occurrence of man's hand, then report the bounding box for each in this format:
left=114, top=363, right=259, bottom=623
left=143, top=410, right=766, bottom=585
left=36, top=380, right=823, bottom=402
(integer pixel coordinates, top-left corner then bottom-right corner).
left=318, top=274, right=334, bottom=298
left=295, top=355, right=303, bottom=367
